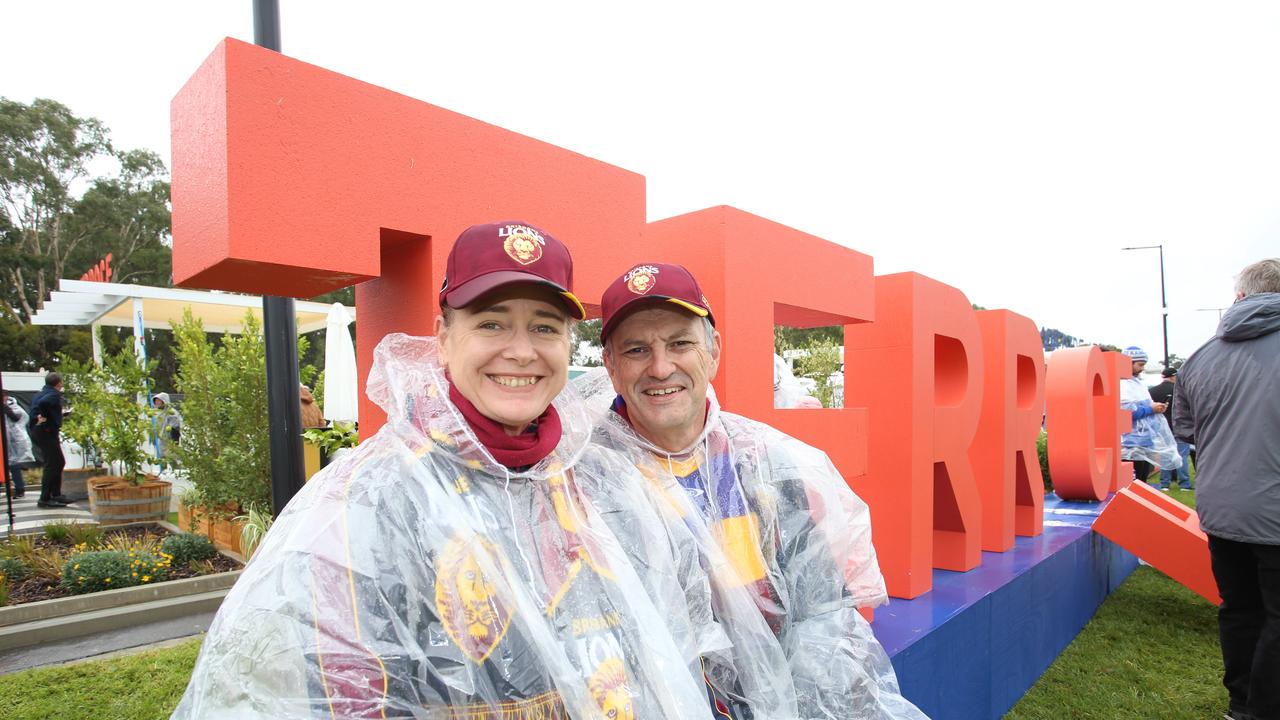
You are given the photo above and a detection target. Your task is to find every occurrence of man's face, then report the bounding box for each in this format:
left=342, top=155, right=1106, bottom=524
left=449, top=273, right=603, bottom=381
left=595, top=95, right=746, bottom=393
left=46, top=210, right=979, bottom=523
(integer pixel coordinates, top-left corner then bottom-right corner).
left=604, top=305, right=720, bottom=452
left=436, top=285, right=571, bottom=436
left=1131, top=360, right=1146, bottom=376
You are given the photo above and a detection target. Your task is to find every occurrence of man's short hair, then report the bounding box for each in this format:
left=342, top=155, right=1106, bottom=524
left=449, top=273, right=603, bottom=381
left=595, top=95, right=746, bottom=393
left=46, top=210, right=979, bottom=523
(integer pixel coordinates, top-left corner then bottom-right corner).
left=45, top=371, right=62, bottom=387
left=1235, top=258, right=1280, bottom=297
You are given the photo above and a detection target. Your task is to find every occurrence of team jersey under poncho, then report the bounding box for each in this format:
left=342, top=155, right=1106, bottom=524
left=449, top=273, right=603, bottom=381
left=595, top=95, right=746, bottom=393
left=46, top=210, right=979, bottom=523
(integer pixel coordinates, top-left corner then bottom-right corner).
left=172, top=334, right=727, bottom=719
left=576, top=370, right=927, bottom=720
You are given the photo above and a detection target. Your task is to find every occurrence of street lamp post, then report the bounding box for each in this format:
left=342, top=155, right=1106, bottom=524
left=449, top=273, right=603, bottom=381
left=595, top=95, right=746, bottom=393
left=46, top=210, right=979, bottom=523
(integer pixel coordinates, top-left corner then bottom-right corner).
left=1121, top=244, right=1169, bottom=368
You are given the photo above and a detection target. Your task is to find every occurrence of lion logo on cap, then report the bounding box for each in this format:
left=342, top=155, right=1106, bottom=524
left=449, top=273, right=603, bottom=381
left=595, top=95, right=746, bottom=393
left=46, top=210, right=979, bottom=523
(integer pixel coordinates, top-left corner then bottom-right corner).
left=625, top=265, right=660, bottom=295
left=435, top=536, right=511, bottom=663
left=500, top=225, right=545, bottom=265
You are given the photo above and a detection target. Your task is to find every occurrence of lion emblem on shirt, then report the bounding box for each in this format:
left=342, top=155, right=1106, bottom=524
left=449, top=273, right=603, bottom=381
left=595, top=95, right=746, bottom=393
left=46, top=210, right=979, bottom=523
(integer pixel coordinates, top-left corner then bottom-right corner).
left=435, top=536, right=512, bottom=663
left=588, top=656, right=635, bottom=720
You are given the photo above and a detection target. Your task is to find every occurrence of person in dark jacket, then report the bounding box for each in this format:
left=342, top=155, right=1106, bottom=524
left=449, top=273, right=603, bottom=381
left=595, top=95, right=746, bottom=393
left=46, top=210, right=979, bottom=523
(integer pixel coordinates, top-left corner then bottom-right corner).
left=1174, top=258, right=1280, bottom=720
left=29, top=372, right=73, bottom=508
left=1149, top=367, right=1191, bottom=490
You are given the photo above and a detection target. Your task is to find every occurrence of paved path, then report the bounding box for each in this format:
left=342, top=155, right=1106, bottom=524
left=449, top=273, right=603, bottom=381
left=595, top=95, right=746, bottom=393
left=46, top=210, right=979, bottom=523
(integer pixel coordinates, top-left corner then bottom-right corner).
left=0, top=613, right=214, bottom=675
left=1, top=492, right=94, bottom=537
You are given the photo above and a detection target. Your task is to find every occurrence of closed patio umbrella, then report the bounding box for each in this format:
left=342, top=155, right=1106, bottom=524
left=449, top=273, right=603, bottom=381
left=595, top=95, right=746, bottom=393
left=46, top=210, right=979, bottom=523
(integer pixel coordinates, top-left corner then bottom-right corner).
left=322, top=303, right=358, bottom=423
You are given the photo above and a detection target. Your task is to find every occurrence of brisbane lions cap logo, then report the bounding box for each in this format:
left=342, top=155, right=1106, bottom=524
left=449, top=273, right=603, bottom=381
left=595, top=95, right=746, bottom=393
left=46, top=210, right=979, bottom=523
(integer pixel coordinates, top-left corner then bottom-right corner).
left=624, top=265, right=660, bottom=295
left=499, top=224, right=546, bottom=265
left=435, top=536, right=512, bottom=663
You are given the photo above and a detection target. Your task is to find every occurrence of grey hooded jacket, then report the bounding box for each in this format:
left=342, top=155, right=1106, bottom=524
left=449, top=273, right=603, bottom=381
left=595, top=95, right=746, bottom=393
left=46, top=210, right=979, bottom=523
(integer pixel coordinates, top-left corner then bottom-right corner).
left=1174, top=292, right=1280, bottom=545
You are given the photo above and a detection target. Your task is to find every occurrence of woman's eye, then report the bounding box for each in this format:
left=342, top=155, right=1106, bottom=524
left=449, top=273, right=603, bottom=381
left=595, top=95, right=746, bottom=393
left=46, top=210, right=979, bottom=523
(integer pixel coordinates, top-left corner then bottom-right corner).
left=532, top=324, right=562, bottom=335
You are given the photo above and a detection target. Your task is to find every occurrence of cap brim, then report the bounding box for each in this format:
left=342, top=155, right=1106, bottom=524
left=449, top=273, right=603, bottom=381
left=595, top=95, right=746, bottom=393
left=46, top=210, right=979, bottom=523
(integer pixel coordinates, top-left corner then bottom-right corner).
left=601, top=295, right=713, bottom=340
left=443, top=270, right=586, bottom=320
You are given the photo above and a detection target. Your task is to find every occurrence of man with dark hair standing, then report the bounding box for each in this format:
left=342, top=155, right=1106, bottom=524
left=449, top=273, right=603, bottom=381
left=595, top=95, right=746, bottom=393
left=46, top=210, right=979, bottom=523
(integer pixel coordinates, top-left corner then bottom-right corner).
left=1149, top=367, right=1192, bottom=491
left=1175, top=258, right=1280, bottom=720
left=30, top=372, right=73, bottom=508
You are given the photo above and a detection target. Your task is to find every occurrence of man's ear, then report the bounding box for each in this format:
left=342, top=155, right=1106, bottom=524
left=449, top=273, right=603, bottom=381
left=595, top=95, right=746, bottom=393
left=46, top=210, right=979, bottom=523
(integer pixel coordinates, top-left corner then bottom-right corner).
left=708, top=329, right=723, bottom=379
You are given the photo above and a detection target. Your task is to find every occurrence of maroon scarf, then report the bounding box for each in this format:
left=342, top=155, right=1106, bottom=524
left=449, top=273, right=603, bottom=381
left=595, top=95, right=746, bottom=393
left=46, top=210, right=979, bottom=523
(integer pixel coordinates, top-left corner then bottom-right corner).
left=448, top=383, right=562, bottom=469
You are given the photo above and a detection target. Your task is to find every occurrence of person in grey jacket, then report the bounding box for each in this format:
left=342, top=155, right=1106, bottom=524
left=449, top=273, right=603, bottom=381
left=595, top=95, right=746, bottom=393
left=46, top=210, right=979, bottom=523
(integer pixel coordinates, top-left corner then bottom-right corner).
left=1173, top=258, right=1280, bottom=720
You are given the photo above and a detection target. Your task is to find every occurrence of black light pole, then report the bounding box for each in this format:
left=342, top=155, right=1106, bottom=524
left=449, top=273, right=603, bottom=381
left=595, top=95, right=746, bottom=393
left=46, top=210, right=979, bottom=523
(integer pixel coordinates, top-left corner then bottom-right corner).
left=253, top=0, right=306, bottom=517
left=1121, top=244, right=1170, bottom=368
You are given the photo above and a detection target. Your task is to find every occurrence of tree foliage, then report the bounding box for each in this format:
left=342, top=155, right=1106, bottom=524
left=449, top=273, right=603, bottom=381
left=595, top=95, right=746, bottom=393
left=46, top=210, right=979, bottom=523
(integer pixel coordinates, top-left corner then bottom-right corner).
left=1, top=97, right=173, bottom=375
left=59, top=336, right=157, bottom=481
left=171, top=309, right=271, bottom=516
left=1, top=97, right=111, bottom=322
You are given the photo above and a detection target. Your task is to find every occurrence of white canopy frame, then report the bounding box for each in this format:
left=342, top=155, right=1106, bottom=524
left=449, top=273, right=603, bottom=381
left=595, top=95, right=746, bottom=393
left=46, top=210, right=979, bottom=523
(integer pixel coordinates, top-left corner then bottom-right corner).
left=31, top=279, right=355, bottom=364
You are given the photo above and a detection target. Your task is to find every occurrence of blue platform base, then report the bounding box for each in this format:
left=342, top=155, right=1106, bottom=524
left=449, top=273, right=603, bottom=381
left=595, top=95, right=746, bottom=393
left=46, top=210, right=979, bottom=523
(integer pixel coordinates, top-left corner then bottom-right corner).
left=871, top=495, right=1138, bottom=720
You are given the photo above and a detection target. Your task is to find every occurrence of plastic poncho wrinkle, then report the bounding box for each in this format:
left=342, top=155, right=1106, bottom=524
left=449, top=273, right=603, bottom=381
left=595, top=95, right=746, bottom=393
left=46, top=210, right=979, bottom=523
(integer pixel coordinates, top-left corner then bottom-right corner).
left=575, top=369, right=927, bottom=720
left=4, top=398, right=34, bottom=465
left=1119, top=376, right=1183, bottom=469
left=174, top=334, right=720, bottom=719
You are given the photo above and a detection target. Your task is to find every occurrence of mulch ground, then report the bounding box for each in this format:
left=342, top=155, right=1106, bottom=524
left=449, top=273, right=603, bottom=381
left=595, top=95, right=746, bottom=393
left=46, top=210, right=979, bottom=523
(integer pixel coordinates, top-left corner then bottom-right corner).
left=4, top=524, right=242, bottom=607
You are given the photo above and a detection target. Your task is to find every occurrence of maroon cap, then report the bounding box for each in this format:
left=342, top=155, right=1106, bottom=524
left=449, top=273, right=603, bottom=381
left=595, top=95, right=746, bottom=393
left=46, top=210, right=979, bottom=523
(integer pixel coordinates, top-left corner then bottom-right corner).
left=600, top=262, right=715, bottom=340
left=439, top=221, right=586, bottom=319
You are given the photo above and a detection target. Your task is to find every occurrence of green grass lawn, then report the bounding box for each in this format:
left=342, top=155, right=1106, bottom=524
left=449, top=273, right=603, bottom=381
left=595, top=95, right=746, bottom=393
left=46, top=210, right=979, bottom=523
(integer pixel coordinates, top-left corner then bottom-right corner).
left=0, top=637, right=201, bottom=720
left=0, top=486, right=1221, bottom=720
left=1007, top=483, right=1225, bottom=719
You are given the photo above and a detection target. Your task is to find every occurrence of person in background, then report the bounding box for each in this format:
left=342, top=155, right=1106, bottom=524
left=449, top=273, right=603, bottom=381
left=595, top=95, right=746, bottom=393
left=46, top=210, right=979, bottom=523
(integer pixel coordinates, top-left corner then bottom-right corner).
left=1148, top=367, right=1191, bottom=491
left=29, top=372, right=72, bottom=508
left=1119, top=346, right=1169, bottom=485
left=1174, top=258, right=1280, bottom=720
left=152, top=393, right=183, bottom=470
left=3, top=392, right=34, bottom=498
left=298, top=384, right=326, bottom=429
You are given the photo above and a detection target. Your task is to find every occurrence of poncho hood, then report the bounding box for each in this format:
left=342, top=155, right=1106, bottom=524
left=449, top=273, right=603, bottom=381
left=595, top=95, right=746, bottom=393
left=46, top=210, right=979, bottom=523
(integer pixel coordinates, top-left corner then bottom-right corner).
left=367, top=332, right=593, bottom=479
left=1219, top=292, right=1280, bottom=342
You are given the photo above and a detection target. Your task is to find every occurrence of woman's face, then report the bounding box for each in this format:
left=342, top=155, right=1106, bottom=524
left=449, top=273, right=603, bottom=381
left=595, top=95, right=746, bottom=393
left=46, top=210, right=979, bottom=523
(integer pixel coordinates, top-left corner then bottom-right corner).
left=437, top=285, right=572, bottom=436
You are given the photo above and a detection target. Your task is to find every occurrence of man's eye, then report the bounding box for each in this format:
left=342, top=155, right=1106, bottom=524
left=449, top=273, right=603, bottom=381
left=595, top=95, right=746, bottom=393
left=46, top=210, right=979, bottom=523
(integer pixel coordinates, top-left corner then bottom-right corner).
left=478, top=321, right=502, bottom=331
left=532, top=324, right=562, bottom=335
left=624, top=347, right=649, bottom=357
left=671, top=340, right=695, bottom=350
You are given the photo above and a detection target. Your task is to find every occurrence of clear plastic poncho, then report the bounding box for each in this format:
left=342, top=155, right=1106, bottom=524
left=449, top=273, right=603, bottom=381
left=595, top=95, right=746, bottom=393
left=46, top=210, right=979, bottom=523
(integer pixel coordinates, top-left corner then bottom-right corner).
left=1119, top=376, right=1183, bottom=469
left=4, top=397, right=34, bottom=465
left=576, top=370, right=928, bottom=720
left=173, top=334, right=727, bottom=719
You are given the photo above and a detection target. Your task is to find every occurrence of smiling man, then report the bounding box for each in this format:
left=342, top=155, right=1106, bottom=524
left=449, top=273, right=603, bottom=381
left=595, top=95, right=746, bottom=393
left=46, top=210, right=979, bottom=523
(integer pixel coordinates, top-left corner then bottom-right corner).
left=583, top=262, right=926, bottom=719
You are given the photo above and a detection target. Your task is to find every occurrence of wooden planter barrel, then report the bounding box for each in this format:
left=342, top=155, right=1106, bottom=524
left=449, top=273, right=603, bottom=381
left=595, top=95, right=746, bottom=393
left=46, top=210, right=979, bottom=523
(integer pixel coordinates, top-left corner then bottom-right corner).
left=61, top=468, right=101, bottom=502
left=87, top=476, right=172, bottom=525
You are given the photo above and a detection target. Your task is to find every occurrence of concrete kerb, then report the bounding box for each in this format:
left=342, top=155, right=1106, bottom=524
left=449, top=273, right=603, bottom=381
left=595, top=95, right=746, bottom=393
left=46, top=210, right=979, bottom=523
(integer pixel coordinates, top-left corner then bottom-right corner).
left=0, top=570, right=241, bottom=652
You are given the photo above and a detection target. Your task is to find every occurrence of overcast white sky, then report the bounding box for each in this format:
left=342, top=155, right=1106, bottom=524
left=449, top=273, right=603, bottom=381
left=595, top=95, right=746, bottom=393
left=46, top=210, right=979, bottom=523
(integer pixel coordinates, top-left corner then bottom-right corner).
left=5, top=1, right=1277, bottom=361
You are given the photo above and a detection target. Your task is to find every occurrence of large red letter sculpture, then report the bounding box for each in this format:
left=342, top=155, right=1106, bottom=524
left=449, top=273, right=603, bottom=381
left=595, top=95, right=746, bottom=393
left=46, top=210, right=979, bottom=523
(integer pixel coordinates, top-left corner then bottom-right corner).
left=842, top=273, right=985, bottom=598
left=973, top=310, right=1046, bottom=550
left=171, top=39, right=1137, bottom=604
left=1045, top=346, right=1113, bottom=501
left=171, top=39, right=648, bottom=433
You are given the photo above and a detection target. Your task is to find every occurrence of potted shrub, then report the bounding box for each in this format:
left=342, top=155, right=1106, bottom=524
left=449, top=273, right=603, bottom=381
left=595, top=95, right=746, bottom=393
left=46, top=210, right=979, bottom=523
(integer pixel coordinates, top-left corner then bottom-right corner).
left=171, top=309, right=272, bottom=552
left=80, top=345, right=170, bottom=525
left=302, top=421, right=359, bottom=468
left=58, top=354, right=110, bottom=500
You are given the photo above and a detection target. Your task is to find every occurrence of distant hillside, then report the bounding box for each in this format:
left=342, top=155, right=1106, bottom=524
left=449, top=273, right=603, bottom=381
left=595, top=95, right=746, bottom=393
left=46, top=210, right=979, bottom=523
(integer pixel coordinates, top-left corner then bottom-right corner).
left=1040, top=327, right=1116, bottom=352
